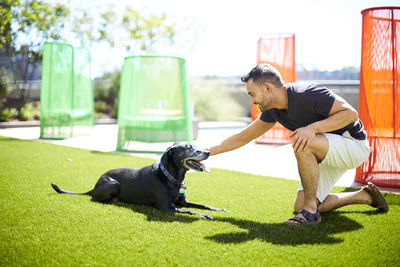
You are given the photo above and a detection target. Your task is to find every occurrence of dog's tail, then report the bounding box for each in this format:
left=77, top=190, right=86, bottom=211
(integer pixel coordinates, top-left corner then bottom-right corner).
left=51, top=183, right=93, bottom=196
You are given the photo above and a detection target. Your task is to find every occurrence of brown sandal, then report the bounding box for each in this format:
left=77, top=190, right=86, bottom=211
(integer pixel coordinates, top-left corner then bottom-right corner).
left=362, top=182, right=389, bottom=213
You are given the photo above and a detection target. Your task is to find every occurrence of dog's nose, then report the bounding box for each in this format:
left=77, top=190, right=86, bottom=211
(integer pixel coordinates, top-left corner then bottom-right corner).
left=201, top=150, right=210, bottom=158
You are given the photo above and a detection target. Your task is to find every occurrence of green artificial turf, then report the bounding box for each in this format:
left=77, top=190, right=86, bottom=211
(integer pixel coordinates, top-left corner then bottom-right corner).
left=0, top=136, right=399, bottom=266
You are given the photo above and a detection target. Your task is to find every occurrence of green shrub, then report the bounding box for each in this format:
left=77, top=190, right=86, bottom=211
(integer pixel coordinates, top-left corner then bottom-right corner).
left=94, top=112, right=103, bottom=120
left=94, top=71, right=121, bottom=119
left=18, top=102, right=40, bottom=121
left=111, top=103, right=118, bottom=119
left=0, top=107, right=18, bottom=122
left=94, top=100, right=107, bottom=113
left=94, top=71, right=120, bottom=105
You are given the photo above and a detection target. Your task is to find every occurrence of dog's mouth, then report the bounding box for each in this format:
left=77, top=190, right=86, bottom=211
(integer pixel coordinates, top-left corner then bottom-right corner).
left=184, top=159, right=210, bottom=172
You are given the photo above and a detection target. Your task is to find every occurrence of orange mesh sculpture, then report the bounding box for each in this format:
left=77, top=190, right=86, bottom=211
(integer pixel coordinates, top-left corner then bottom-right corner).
left=253, top=34, right=296, bottom=144
left=355, top=7, right=400, bottom=187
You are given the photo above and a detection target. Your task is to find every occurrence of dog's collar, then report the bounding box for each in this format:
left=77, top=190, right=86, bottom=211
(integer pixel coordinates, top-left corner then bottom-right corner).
left=159, top=162, right=178, bottom=184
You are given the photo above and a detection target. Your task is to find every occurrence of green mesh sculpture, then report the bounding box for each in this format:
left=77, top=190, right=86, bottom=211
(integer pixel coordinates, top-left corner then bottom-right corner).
left=117, top=55, right=193, bottom=152
left=40, top=41, right=94, bottom=139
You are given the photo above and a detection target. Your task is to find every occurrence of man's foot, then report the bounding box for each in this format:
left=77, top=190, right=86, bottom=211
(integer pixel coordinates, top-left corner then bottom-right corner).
left=284, top=209, right=321, bottom=225
left=362, top=182, right=389, bottom=213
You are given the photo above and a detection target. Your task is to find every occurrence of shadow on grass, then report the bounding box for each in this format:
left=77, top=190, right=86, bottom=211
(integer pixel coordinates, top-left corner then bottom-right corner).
left=113, top=202, right=200, bottom=223
left=206, top=212, right=364, bottom=246
left=48, top=189, right=202, bottom=223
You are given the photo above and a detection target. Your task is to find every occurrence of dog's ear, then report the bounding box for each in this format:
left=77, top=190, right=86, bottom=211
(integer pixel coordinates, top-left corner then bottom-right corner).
left=165, top=145, right=176, bottom=155
left=161, top=145, right=174, bottom=164
left=166, top=142, right=181, bottom=153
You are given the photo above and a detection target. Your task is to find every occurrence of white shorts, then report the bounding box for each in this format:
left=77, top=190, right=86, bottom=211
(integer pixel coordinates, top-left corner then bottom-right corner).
left=298, top=131, right=371, bottom=202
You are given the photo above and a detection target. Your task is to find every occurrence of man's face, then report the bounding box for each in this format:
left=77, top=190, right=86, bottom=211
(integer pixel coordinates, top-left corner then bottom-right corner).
left=246, top=79, right=271, bottom=112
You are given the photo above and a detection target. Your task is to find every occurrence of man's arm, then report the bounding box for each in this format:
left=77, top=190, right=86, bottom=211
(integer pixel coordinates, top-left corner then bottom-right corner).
left=207, top=118, right=275, bottom=156
left=290, top=95, right=358, bottom=152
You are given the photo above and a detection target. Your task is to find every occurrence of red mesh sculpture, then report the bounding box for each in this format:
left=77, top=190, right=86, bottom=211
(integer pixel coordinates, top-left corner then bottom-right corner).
left=355, top=7, right=400, bottom=187
left=252, top=33, right=296, bottom=144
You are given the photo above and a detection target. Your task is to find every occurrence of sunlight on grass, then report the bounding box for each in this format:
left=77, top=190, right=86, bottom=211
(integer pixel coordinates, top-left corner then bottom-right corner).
left=0, top=136, right=399, bottom=266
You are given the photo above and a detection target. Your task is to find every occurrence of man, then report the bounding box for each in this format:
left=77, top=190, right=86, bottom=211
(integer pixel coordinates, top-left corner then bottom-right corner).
left=206, top=64, right=388, bottom=225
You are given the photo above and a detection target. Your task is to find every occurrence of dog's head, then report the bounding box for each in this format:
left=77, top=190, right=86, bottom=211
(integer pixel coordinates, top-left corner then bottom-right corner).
left=161, top=142, right=210, bottom=174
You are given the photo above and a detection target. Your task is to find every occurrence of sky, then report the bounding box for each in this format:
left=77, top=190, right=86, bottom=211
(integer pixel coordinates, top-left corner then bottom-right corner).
left=81, top=0, right=399, bottom=77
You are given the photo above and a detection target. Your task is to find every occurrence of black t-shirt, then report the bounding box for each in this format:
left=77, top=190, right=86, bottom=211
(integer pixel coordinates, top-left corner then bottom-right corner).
left=259, top=82, right=366, bottom=140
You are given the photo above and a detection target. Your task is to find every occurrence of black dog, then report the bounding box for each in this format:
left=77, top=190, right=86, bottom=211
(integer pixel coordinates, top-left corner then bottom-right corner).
left=51, top=142, right=227, bottom=219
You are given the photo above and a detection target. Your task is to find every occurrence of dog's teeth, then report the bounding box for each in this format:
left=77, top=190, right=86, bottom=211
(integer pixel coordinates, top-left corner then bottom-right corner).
left=185, top=159, right=209, bottom=172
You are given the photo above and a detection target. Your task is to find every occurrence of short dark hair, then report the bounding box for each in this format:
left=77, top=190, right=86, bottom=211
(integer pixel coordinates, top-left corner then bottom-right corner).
left=241, top=64, right=283, bottom=87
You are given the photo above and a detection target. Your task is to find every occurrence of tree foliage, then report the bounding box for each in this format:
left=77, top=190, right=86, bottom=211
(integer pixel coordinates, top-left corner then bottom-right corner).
left=0, top=0, right=69, bottom=82
left=0, top=0, right=189, bottom=114
left=70, top=8, right=118, bottom=47
left=121, top=7, right=176, bottom=53
left=0, top=0, right=181, bottom=85
left=68, top=4, right=176, bottom=53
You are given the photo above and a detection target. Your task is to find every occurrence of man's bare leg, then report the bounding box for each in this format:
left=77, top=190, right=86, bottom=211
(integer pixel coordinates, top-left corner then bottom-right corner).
left=318, top=190, right=372, bottom=212
left=294, top=149, right=319, bottom=213
left=294, top=189, right=373, bottom=213
left=284, top=134, right=329, bottom=224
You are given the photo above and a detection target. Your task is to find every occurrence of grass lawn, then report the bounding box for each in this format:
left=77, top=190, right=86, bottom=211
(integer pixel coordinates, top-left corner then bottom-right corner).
left=1, top=136, right=399, bottom=266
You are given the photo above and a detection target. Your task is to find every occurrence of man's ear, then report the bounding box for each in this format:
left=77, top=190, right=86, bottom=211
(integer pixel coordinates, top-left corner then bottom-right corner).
left=263, top=81, right=273, bottom=92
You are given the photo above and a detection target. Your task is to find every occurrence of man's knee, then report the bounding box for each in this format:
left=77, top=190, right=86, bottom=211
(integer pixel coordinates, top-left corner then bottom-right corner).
left=292, top=133, right=328, bottom=162
left=293, top=147, right=315, bottom=160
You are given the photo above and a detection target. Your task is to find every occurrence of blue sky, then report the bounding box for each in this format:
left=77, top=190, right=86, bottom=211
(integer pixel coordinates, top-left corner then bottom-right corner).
left=80, top=0, right=399, bottom=77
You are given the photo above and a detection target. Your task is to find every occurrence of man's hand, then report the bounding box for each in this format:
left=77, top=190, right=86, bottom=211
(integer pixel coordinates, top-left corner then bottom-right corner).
left=289, top=126, right=316, bottom=152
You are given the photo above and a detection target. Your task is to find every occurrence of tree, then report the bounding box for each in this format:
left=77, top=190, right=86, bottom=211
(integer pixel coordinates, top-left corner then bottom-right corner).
left=0, top=0, right=70, bottom=99
left=69, top=4, right=177, bottom=54
left=0, top=1, right=182, bottom=79
left=0, top=67, right=12, bottom=99
left=70, top=8, right=118, bottom=48
left=121, top=7, right=176, bottom=53
left=1, top=0, right=193, bottom=107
